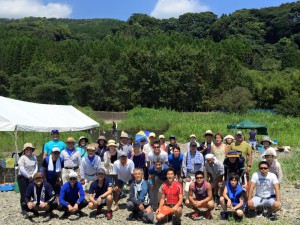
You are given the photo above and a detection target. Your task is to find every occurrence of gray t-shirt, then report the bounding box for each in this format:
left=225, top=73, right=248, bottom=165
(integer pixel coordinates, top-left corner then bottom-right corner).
left=18, top=155, right=37, bottom=177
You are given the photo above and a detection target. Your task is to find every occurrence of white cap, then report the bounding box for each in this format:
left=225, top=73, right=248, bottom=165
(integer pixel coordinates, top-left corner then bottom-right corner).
left=69, top=171, right=78, bottom=179
left=52, top=147, right=60, bottom=153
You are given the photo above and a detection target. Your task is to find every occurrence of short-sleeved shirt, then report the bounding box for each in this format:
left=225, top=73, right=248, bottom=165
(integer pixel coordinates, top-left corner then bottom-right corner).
left=251, top=172, right=279, bottom=198
left=147, top=151, right=168, bottom=164
left=132, top=152, right=146, bottom=169
left=229, top=141, right=252, bottom=159
left=89, top=178, right=113, bottom=198
left=18, top=155, right=37, bottom=177
left=249, top=131, right=256, bottom=141
left=41, top=156, right=64, bottom=180
left=148, top=164, right=169, bottom=181
left=161, top=180, right=183, bottom=205
left=168, top=154, right=184, bottom=171
left=43, top=140, right=66, bottom=155
left=112, top=159, right=135, bottom=182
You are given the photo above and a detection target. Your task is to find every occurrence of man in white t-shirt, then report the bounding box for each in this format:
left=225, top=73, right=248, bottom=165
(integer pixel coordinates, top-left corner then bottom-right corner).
left=248, top=161, right=281, bottom=219
left=146, top=141, right=168, bottom=168
left=143, top=132, right=156, bottom=156
left=111, top=151, right=134, bottom=212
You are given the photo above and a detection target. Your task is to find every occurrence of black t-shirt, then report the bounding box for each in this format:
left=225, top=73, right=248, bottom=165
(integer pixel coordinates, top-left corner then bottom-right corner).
left=223, top=158, right=245, bottom=183
left=89, top=178, right=113, bottom=198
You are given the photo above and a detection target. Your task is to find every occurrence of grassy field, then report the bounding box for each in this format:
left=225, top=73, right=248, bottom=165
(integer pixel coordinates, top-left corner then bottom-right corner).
left=117, top=107, right=300, bottom=146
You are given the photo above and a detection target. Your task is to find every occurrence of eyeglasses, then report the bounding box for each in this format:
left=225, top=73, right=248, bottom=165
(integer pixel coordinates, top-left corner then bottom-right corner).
left=195, top=176, right=204, bottom=180
left=259, top=167, right=269, bottom=170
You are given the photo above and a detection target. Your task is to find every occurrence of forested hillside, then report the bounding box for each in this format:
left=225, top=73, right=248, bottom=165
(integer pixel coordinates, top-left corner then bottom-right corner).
left=0, top=2, right=299, bottom=116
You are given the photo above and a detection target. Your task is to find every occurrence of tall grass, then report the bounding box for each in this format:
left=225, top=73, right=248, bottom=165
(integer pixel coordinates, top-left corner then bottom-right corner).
left=119, top=107, right=300, bottom=147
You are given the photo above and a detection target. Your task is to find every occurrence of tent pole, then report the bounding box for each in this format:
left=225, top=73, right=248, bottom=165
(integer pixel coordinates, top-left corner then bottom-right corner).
left=14, top=126, right=18, bottom=181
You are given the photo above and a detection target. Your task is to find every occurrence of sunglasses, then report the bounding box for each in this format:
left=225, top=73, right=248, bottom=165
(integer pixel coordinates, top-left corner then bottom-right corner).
left=34, top=177, right=43, bottom=180
left=154, top=146, right=160, bottom=149
left=69, top=178, right=77, bottom=180
left=260, top=167, right=269, bottom=170
left=229, top=178, right=238, bottom=181
left=195, top=176, right=204, bottom=180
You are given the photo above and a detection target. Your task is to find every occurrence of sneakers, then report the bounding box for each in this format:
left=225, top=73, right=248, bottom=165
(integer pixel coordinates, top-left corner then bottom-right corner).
left=267, top=213, right=277, bottom=221
left=106, top=210, right=113, bottom=220
left=21, top=210, right=29, bottom=219
left=256, top=210, right=263, bottom=217
left=61, top=211, right=70, bottom=219
left=112, top=204, right=119, bottom=212
left=96, top=206, right=102, bottom=215
left=32, top=210, right=39, bottom=218
left=205, top=211, right=212, bottom=220
left=172, top=219, right=181, bottom=225
left=76, top=210, right=87, bottom=217
left=126, top=212, right=137, bottom=221
left=191, top=211, right=200, bottom=219
left=220, top=212, right=229, bottom=220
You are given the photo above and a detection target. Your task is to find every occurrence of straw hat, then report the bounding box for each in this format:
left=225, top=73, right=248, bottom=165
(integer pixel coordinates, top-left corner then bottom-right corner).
left=262, top=148, right=277, bottom=159
left=22, top=143, right=35, bottom=152
left=97, top=135, right=107, bottom=144
left=120, top=131, right=129, bottom=138
left=66, top=137, right=76, bottom=143
left=86, top=144, right=96, bottom=151
left=204, top=130, right=213, bottom=137
left=107, top=139, right=116, bottom=147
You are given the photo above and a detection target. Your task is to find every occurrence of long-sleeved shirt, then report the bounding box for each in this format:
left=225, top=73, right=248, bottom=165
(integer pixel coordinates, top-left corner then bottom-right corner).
left=59, top=181, right=85, bottom=207
left=269, top=160, right=283, bottom=183
left=60, top=148, right=82, bottom=168
left=128, top=180, right=153, bottom=207
left=18, top=155, right=38, bottom=178
left=182, top=152, right=204, bottom=177
left=80, top=155, right=102, bottom=179
left=205, top=159, right=224, bottom=179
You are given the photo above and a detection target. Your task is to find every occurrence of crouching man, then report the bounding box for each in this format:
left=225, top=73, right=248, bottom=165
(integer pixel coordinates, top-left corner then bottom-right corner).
left=156, top=168, right=183, bottom=225
left=220, top=173, right=245, bottom=220
left=185, top=171, right=214, bottom=220
left=248, top=161, right=281, bottom=220
left=58, top=171, right=88, bottom=218
left=88, top=168, right=113, bottom=220
left=24, top=172, right=57, bottom=218
left=127, top=168, right=154, bottom=223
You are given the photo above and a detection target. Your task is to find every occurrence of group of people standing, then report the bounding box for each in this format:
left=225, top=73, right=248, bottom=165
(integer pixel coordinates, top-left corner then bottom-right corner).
left=16, top=129, right=283, bottom=224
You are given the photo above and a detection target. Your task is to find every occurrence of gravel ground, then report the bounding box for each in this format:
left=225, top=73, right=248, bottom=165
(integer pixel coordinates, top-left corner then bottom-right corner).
left=1, top=144, right=300, bottom=225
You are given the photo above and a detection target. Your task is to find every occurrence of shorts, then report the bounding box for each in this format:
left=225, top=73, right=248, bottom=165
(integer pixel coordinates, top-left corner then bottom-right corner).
left=94, top=197, right=106, bottom=206
left=223, top=199, right=245, bottom=211
left=252, top=196, right=276, bottom=208
left=117, top=179, right=133, bottom=189
left=249, top=141, right=257, bottom=147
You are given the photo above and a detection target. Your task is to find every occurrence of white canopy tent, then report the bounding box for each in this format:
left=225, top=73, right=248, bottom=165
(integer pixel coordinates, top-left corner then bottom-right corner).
left=0, top=96, right=100, bottom=156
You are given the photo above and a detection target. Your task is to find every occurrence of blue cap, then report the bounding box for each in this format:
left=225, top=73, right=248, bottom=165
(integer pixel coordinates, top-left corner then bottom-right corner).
left=51, top=129, right=59, bottom=134
left=96, top=168, right=106, bottom=175
left=133, top=142, right=141, bottom=148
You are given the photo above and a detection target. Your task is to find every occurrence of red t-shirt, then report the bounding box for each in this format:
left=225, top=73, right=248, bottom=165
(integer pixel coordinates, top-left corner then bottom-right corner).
left=161, top=180, right=183, bottom=205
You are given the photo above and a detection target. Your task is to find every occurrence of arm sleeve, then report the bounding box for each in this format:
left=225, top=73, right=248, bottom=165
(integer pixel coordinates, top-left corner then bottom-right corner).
left=182, top=153, right=187, bottom=177
left=19, top=165, right=30, bottom=178
left=277, top=163, right=283, bottom=183
left=200, top=153, right=204, bottom=171
left=77, top=154, right=82, bottom=167
left=112, top=162, right=117, bottom=175
left=46, top=184, right=56, bottom=204
left=59, top=185, right=69, bottom=207
left=33, top=157, right=38, bottom=175
left=80, top=161, right=85, bottom=179
left=147, top=182, right=153, bottom=207
left=77, top=183, right=85, bottom=204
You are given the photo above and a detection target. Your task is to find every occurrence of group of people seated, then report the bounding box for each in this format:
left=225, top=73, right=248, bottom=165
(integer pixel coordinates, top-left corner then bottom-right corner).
left=16, top=129, right=283, bottom=224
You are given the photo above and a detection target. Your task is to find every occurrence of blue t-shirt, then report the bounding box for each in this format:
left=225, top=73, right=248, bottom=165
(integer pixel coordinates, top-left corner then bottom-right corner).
left=89, top=178, right=113, bottom=198
left=249, top=131, right=256, bottom=141
left=43, top=140, right=66, bottom=155
left=168, top=153, right=184, bottom=171
left=59, top=181, right=85, bottom=207
left=148, top=164, right=169, bottom=181
left=132, top=153, right=146, bottom=169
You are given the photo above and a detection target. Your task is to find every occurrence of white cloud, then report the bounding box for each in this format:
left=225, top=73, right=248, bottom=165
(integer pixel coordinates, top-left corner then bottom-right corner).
left=150, top=0, right=210, bottom=19
left=0, top=0, right=72, bottom=18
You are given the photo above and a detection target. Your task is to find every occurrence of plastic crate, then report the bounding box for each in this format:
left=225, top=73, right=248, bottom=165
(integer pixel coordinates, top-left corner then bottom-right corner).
left=1, top=158, right=15, bottom=169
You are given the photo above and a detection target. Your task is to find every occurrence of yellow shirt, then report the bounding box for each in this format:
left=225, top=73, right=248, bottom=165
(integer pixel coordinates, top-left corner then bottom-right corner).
left=229, top=141, right=252, bottom=158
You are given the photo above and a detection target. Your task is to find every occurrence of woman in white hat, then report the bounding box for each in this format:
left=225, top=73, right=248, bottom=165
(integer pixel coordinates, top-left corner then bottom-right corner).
left=76, top=136, right=89, bottom=158
left=260, top=136, right=274, bottom=157
left=103, top=140, right=120, bottom=173
left=262, top=149, right=283, bottom=184
left=17, top=143, right=38, bottom=216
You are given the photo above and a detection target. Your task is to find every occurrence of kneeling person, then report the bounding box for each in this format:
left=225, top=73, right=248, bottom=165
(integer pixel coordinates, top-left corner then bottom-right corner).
left=220, top=173, right=245, bottom=220
left=88, top=168, right=113, bottom=220
left=186, top=171, right=214, bottom=220
left=24, top=172, right=57, bottom=218
left=127, top=168, right=154, bottom=223
left=58, top=172, right=88, bottom=217
left=156, top=168, right=183, bottom=225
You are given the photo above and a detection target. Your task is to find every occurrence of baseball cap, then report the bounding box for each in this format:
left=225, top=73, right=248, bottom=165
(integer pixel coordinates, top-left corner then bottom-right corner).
left=133, top=142, right=141, bottom=148
left=96, top=168, right=106, bottom=175
left=52, top=147, right=60, bottom=153
left=149, top=132, right=156, bottom=138
left=119, top=151, right=128, bottom=157
left=69, top=171, right=78, bottom=179
left=169, top=135, right=176, bottom=139
left=236, top=131, right=243, bottom=135
left=51, top=129, right=59, bottom=134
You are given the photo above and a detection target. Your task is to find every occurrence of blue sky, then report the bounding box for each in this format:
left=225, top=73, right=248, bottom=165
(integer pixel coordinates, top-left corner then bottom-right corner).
left=0, top=0, right=297, bottom=20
